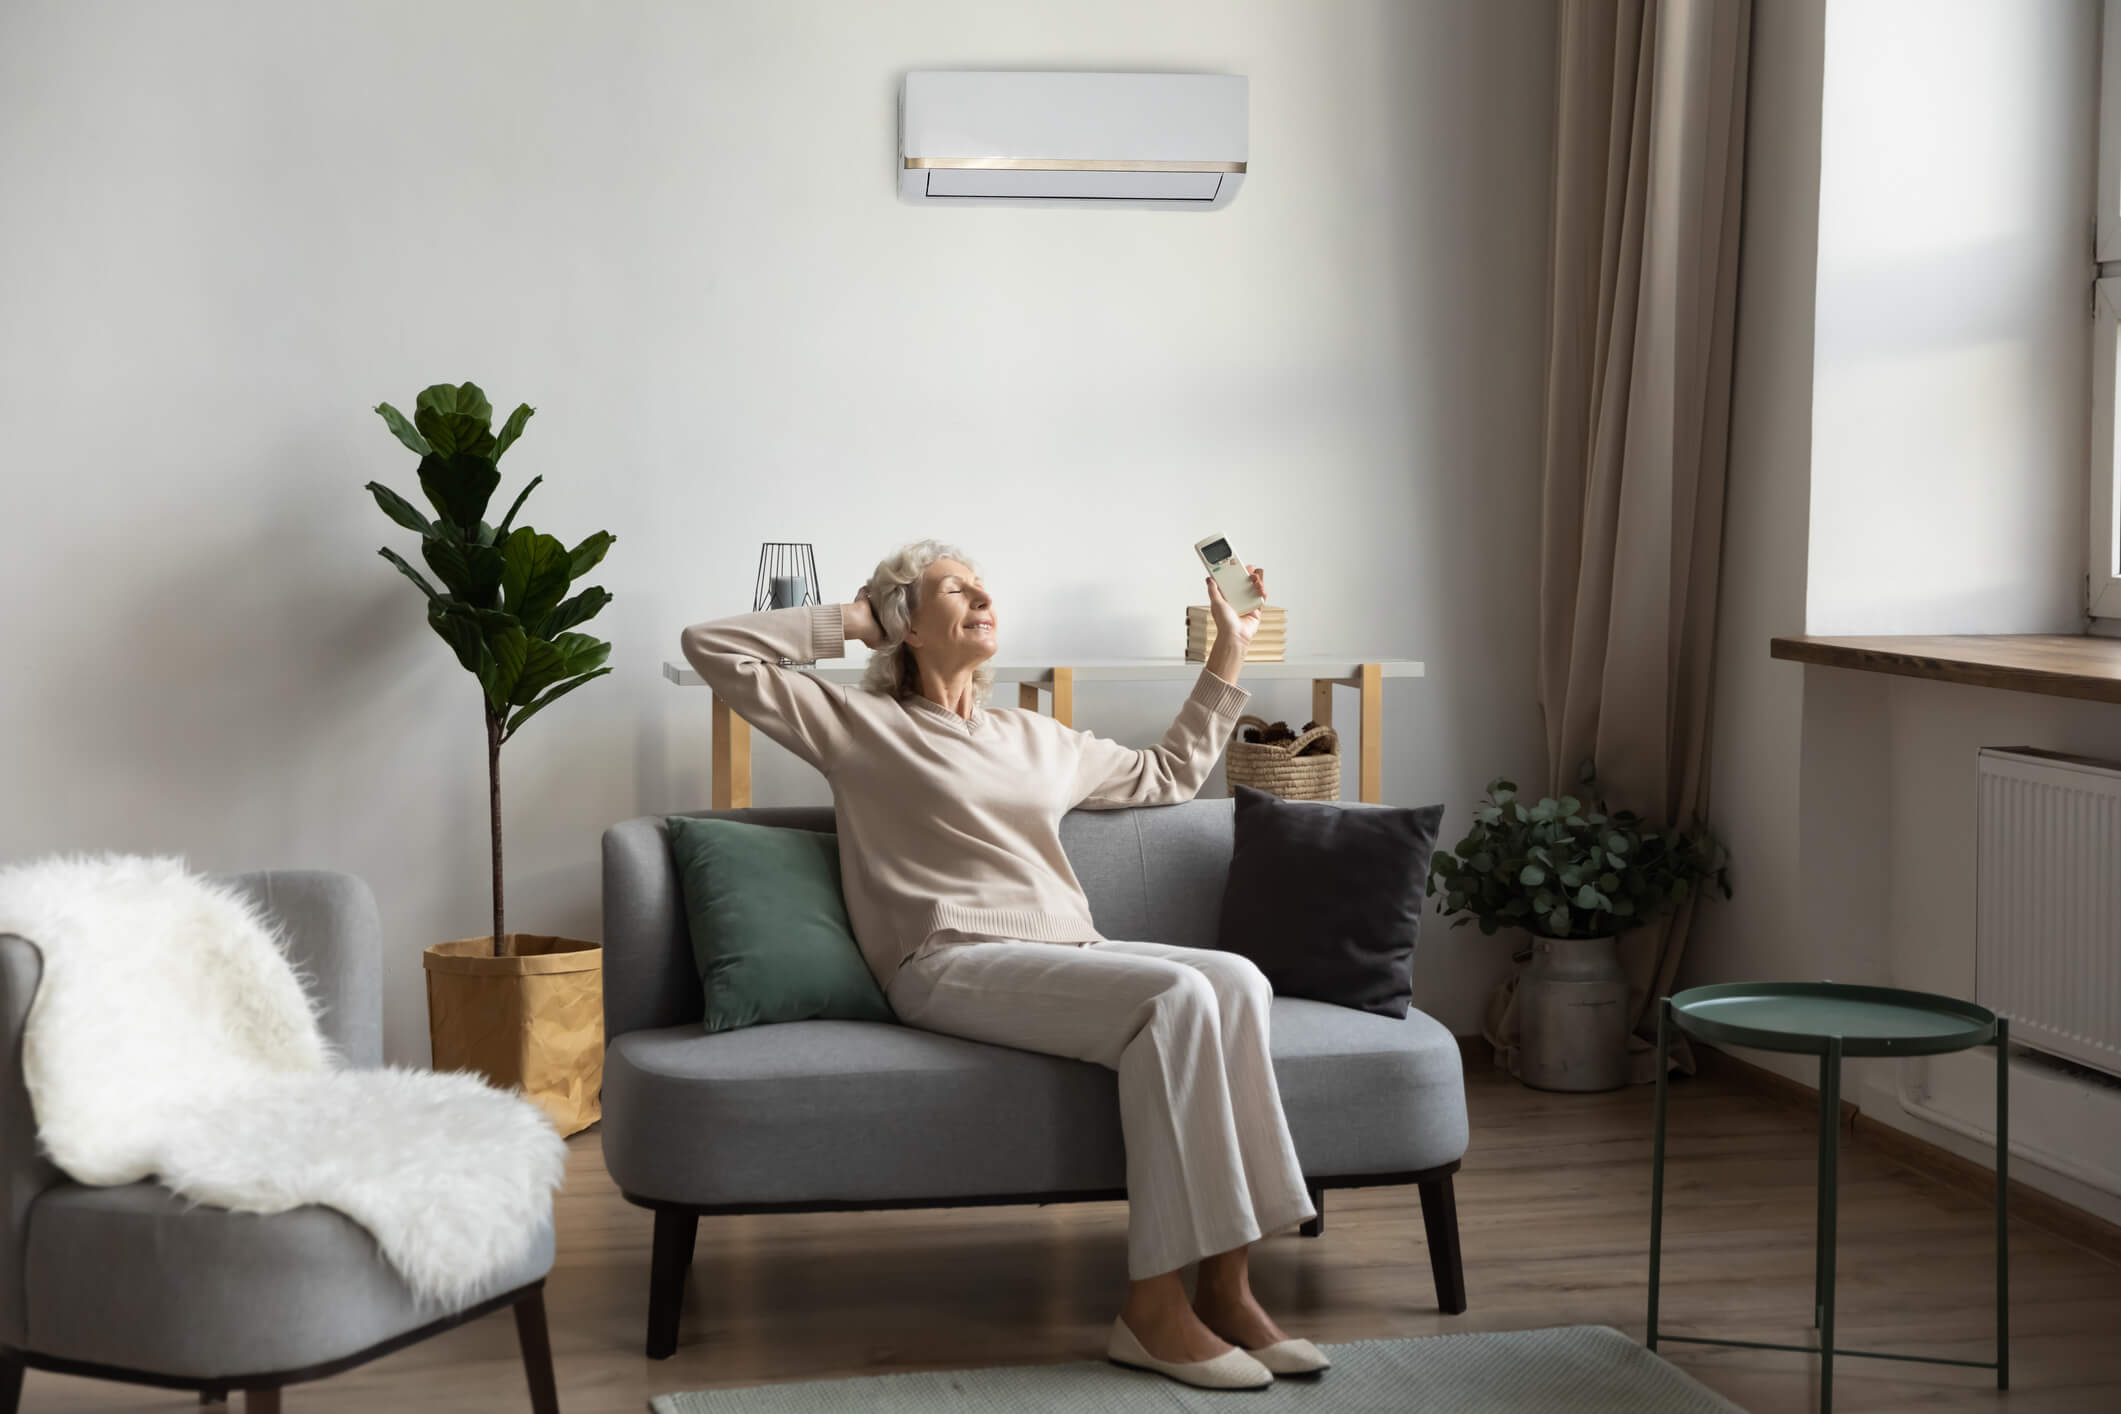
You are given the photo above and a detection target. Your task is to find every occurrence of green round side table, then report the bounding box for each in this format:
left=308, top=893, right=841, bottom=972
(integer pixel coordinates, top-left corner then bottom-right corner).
left=1647, top=982, right=2008, bottom=1413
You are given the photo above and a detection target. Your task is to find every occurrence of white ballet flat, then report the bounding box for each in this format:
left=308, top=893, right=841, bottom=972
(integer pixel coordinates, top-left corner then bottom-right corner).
left=1246, top=1336, right=1331, bottom=1375
left=1107, top=1316, right=1274, bottom=1390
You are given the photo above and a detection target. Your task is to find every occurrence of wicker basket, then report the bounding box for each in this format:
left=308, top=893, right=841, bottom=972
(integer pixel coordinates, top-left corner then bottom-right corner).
left=1226, top=714, right=1341, bottom=801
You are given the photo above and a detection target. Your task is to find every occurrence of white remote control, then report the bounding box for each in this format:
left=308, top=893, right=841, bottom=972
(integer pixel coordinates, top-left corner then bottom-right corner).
left=1194, top=534, right=1263, bottom=614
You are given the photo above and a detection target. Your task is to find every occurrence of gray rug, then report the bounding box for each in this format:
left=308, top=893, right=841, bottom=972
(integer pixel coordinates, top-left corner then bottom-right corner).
left=652, top=1324, right=1746, bottom=1412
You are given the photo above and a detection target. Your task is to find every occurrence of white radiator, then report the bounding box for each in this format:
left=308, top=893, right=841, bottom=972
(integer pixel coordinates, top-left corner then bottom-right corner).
left=1976, top=747, right=2121, bottom=1078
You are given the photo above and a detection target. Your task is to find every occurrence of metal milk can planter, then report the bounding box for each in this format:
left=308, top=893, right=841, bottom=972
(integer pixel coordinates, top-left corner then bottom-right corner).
left=1519, top=934, right=1629, bottom=1092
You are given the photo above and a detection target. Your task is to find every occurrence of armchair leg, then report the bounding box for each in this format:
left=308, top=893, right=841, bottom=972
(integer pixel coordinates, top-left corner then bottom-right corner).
left=647, top=1207, right=700, bottom=1359
left=514, top=1286, right=561, bottom=1414
left=1418, top=1172, right=1468, bottom=1314
left=0, top=1352, right=21, bottom=1414
left=1299, top=1182, right=1324, bottom=1237
left=243, top=1391, right=280, bottom=1414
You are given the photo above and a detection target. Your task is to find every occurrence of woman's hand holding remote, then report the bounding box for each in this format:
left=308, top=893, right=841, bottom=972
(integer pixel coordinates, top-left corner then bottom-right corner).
left=1204, top=564, right=1265, bottom=684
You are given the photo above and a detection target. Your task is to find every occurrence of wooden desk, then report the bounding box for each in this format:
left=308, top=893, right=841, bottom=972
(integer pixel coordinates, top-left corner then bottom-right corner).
left=661, top=658, right=1426, bottom=807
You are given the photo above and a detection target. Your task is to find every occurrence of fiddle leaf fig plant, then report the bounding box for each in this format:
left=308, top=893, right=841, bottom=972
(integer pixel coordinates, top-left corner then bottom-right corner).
left=1427, top=760, right=1730, bottom=940
left=367, top=382, right=615, bottom=954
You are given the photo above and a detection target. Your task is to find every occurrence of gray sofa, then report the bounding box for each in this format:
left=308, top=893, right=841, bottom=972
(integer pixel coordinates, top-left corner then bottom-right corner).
left=602, top=798, right=1470, bottom=1360
left=0, top=871, right=557, bottom=1414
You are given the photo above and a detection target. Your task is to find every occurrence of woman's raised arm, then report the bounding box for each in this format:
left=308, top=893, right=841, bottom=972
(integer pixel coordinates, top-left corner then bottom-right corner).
left=679, top=603, right=870, bottom=772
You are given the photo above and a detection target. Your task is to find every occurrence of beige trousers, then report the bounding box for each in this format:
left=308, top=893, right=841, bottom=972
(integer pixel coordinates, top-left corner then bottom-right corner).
left=886, top=937, right=1317, bottom=1280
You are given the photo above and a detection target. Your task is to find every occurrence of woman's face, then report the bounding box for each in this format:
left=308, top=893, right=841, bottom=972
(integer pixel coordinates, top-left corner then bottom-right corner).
left=902, top=557, right=997, bottom=672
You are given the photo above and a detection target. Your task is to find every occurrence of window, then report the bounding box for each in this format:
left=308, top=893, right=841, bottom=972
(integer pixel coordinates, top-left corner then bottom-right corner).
left=2093, top=0, right=2121, bottom=616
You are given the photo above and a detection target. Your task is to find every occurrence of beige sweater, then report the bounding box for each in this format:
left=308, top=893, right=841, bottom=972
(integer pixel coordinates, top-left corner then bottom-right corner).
left=679, top=603, right=1252, bottom=985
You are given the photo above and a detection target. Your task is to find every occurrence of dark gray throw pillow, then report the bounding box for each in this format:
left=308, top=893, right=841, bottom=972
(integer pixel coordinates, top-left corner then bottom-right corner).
left=1215, top=784, right=1444, bottom=1017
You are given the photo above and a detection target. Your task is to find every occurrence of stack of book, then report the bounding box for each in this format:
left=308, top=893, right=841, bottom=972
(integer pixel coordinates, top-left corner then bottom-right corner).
left=1185, top=604, right=1287, bottom=662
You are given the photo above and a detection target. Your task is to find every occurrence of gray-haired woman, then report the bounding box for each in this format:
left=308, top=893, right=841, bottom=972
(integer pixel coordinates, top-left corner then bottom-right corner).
left=679, top=539, right=1325, bottom=1391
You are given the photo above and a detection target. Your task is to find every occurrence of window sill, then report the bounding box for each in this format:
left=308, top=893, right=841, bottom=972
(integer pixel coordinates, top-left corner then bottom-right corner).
left=1769, top=635, right=2121, bottom=706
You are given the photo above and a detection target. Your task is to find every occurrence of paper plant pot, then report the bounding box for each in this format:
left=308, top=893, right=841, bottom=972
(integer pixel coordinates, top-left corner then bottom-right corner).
left=423, top=934, right=603, bottom=1136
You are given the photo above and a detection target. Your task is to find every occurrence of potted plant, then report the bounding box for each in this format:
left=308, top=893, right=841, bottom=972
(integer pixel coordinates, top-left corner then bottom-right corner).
left=367, top=381, right=615, bottom=1135
left=1427, top=763, right=1730, bottom=1092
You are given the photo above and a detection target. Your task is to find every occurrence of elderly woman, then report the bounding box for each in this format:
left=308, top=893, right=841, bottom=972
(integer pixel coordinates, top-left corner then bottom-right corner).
left=679, top=540, right=1325, bottom=1391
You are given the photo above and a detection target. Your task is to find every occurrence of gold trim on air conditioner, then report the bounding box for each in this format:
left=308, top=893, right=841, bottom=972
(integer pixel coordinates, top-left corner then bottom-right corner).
left=904, top=158, right=1247, bottom=174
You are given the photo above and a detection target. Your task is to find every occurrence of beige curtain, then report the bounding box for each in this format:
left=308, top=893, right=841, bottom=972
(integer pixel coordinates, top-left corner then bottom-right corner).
left=1487, top=0, right=1750, bottom=1084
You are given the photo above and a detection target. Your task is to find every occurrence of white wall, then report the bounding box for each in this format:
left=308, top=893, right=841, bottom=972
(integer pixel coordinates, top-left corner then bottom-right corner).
left=0, top=0, right=1558, bottom=1062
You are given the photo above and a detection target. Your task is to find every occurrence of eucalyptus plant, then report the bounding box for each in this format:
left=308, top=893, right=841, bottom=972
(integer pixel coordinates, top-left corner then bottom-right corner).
left=1427, top=762, right=1730, bottom=940
left=366, top=382, right=614, bottom=955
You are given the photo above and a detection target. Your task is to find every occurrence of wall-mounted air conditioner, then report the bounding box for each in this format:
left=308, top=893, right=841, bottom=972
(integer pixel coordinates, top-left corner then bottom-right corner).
left=898, top=71, right=1248, bottom=210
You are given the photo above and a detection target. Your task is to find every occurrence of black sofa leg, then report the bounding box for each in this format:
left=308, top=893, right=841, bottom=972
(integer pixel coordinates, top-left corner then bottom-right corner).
left=1418, top=1173, right=1468, bottom=1314
left=1299, top=1182, right=1324, bottom=1237
left=514, top=1286, right=561, bottom=1414
left=0, top=1352, right=21, bottom=1414
left=647, top=1208, right=700, bottom=1359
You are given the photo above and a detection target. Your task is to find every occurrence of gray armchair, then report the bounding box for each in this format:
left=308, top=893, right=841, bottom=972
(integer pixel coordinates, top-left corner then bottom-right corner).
left=0, top=870, right=558, bottom=1413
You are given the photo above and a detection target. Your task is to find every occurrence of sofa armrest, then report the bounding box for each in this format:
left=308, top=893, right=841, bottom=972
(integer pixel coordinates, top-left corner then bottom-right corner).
left=215, top=870, right=383, bottom=1068
left=0, top=934, right=65, bottom=1347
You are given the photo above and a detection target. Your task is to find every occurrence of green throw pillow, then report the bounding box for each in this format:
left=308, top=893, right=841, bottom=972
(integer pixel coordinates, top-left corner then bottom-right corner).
left=666, top=816, right=895, bottom=1032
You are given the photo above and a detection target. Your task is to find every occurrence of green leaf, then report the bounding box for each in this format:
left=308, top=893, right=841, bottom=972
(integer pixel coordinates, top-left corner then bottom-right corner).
left=549, top=630, right=611, bottom=676
left=542, top=585, right=611, bottom=636
left=1546, top=907, right=1572, bottom=934
left=417, top=452, right=501, bottom=531
left=1606, top=833, right=1630, bottom=854
left=502, top=666, right=611, bottom=741
left=495, top=474, right=543, bottom=537
left=416, top=381, right=494, bottom=421
left=365, top=481, right=432, bottom=535
left=479, top=623, right=528, bottom=711
left=566, top=529, right=615, bottom=580
left=1492, top=786, right=1516, bottom=805
left=413, top=386, right=497, bottom=461
left=492, top=402, right=535, bottom=462
left=1574, top=884, right=1603, bottom=910
left=1471, top=851, right=1494, bottom=874
left=1518, top=864, right=1545, bottom=887
left=416, top=410, right=497, bottom=460
left=500, top=526, right=573, bottom=628
left=374, top=402, right=431, bottom=456
left=422, top=536, right=505, bottom=603
left=377, top=546, right=439, bottom=600
left=1578, top=757, right=1597, bottom=784
left=507, top=636, right=571, bottom=706
left=426, top=600, right=488, bottom=672
left=1599, top=872, right=1621, bottom=893
left=1513, top=802, right=1529, bottom=823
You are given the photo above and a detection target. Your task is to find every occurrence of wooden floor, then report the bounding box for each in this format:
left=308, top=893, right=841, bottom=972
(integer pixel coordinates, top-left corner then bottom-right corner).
left=21, top=1062, right=2121, bottom=1412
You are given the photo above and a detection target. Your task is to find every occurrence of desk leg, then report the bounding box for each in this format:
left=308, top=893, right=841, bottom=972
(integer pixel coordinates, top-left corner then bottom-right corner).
left=1019, top=683, right=1040, bottom=712
left=711, top=696, right=751, bottom=810
left=1359, top=663, right=1382, bottom=803
left=1051, top=667, right=1074, bottom=728
left=1311, top=680, right=1334, bottom=729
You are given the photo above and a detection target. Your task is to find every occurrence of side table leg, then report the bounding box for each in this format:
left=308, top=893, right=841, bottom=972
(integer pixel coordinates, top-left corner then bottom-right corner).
left=1647, top=998, right=1670, bottom=1351
left=1815, top=1053, right=1833, bottom=1328
left=711, top=697, right=751, bottom=810
left=1019, top=683, right=1040, bottom=713
left=1996, top=1015, right=2010, bottom=1390
left=1820, top=1037, right=1843, bottom=1414
left=1358, top=663, right=1382, bottom=803
left=1051, top=667, right=1074, bottom=728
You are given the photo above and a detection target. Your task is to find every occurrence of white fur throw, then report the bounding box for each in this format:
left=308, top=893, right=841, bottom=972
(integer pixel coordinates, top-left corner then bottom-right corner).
left=0, top=854, right=565, bottom=1310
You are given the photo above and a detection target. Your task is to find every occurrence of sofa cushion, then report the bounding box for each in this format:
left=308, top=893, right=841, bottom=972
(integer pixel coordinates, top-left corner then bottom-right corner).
left=602, top=996, right=1468, bottom=1207
left=666, top=815, right=893, bottom=1032
left=1216, top=785, right=1445, bottom=1017
left=24, top=1181, right=553, bottom=1378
